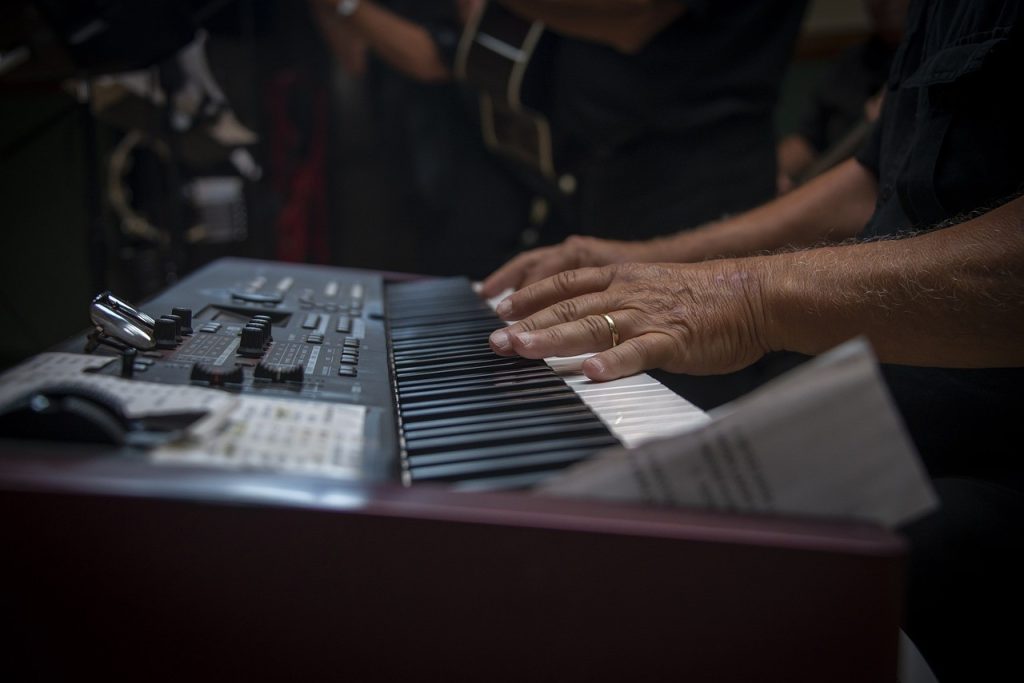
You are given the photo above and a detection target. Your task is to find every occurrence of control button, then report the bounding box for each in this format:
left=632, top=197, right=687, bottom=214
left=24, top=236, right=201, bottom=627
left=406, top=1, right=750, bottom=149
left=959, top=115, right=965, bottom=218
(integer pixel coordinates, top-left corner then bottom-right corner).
left=250, top=316, right=273, bottom=342
left=121, top=347, right=137, bottom=379
left=338, top=366, right=357, bottom=377
left=238, top=325, right=266, bottom=357
left=200, top=322, right=221, bottom=333
left=190, top=362, right=244, bottom=386
left=340, top=353, right=359, bottom=365
left=164, top=314, right=183, bottom=339
left=254, top=362, right=304, bottom=383
left=306, top=334, right=323, bottom=344
left=231, top=290, right=283, bottom=304
left=154, top=317, right=179, bottom=349
left=342, top=338, right=360, bottom=348
left=302, top=313, right=321, bottom=329
left=171, top=307, right=194, bottom=334
left=335, top=316, right=352, bottom=333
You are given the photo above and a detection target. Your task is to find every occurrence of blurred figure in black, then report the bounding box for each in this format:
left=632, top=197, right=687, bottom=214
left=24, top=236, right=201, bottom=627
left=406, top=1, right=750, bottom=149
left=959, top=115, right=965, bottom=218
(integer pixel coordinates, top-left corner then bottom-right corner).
left=309, top=0, right=525, bottom=280
left=310, top=1, right=808, bottom=278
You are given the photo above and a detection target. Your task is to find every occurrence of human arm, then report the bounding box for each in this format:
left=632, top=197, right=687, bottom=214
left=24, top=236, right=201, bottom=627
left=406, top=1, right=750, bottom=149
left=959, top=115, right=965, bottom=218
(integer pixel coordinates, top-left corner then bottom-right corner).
left=311, top=0, right=452, bottom=82
left=480, top=157, right=879, bottom=297
left=489, top=194, right=1024, bottom=380
left=308, top=0, right=369, bottom=75
left=776, top=134, right=817, bottom=194
left=497, top=0, right=685, bottom=53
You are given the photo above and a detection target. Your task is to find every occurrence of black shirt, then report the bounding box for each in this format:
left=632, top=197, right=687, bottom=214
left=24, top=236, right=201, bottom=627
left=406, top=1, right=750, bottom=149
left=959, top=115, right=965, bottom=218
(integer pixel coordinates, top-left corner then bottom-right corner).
left=853, top=0, right=1024, bottom=476
left=538, top=0, right=809, bottom=238
left=857, top=0, right=1024, bottom=237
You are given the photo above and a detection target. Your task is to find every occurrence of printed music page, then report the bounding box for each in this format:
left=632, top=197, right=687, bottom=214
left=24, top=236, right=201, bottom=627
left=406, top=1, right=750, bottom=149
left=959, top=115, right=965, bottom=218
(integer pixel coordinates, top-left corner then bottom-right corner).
left=536, top=338, right=938, bottom=528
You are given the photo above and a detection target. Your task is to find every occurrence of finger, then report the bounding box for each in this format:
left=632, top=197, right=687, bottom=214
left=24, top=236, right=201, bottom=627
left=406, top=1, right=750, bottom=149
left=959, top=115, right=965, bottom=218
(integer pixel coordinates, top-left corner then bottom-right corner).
left=506, top=291, right=612, bottom=334
left=498, top=314, right=623, bottom=359
left=581, top=332, right=678, bottom=382
left=519, top=250, right=578, bottom=289
left=479, top=250, right=539, bottom=298
left=491, top=304, right=640, bottom=356
left=495, top=267, right=615, bottom=320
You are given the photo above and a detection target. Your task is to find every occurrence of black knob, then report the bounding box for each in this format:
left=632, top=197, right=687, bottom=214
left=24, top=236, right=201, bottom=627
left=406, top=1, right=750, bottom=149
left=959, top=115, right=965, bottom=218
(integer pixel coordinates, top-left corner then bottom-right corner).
left=154, top=317, right=178, bottom=349
left=190, top=362, right=244, bottom=387
left=251, top=315, right=273, bottom=341
left=120, top=347, right=137, bottom=379
left=238, top=325, right=266, bottom=357
left=165, top=314, right=183, bottom=339
left=254, top=361, right=304, bottom=383
left=171, top=307, right=193, bottom=334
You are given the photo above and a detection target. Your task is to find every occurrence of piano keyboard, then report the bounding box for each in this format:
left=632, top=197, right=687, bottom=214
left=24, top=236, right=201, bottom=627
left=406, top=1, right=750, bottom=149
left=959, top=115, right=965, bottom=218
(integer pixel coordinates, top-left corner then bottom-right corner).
left=387, top=278, right=708, bottom=491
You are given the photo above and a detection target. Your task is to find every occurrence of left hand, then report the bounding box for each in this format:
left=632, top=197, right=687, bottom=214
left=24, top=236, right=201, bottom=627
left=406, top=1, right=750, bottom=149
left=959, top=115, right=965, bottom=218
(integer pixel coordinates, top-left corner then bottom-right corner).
left=488, top=261, right=774, bottom=381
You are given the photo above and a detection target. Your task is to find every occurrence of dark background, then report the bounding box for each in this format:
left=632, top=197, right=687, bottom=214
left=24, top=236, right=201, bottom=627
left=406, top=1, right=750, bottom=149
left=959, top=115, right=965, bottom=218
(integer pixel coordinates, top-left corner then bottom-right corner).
left=0, top=0, right=861, bottom=371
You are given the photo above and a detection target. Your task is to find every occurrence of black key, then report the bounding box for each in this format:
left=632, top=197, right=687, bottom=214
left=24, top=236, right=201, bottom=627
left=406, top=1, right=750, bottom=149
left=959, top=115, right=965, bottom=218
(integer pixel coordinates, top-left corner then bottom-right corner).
left=400, top=404, right=596, bottom=435
left=399, top=390, right=584, bottom=422
left=401, top=409, right=599, bottom=441
left=407, top=446, right=604, bottom=482
left=405, top=421, right=612, bottom=455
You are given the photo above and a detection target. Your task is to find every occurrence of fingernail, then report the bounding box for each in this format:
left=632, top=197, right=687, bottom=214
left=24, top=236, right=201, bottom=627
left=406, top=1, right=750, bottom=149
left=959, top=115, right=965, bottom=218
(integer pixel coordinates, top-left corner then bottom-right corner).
left=490, top=330, right=510, bottom=350
left=495, top=299, right=512, bottom=317
left=584, top=357, right=605, bottom=379
left=515, top=331, right=533, bottom=348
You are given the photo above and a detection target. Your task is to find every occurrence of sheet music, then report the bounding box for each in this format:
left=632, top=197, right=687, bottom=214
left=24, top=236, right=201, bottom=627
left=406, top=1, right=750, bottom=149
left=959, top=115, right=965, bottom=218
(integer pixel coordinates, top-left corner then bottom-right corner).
left=537, top=338, right=939, bottom=528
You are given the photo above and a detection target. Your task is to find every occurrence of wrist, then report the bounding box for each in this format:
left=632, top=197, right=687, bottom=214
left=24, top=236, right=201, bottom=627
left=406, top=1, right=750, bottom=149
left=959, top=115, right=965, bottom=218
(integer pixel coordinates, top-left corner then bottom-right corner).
left=754, top=254, right=795, bottom=354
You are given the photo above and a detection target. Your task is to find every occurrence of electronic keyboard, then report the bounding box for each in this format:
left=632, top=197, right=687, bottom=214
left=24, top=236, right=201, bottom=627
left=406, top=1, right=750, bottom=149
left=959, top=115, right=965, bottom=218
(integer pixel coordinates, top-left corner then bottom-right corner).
left=1, top=257, right=706, bottom=490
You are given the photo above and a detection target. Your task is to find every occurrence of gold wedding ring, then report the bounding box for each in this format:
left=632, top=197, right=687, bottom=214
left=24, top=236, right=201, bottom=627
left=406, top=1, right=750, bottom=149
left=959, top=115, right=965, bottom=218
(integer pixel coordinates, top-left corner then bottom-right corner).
left=602, top=313, right=619, bottom=347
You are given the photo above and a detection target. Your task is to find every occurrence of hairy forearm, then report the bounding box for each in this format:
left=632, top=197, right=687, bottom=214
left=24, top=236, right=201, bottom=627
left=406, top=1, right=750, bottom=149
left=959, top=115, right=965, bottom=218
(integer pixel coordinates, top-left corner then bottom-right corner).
left=757, top=194, right=1024, bottom=367
left=651, top=158, right=880, bottom=262
left=498, top=0, right=684, bottom=53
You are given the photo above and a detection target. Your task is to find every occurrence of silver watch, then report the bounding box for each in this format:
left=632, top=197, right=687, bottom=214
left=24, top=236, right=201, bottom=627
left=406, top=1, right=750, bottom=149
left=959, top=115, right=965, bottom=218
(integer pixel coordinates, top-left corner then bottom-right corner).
left=336, top=0, right=360, bottom=18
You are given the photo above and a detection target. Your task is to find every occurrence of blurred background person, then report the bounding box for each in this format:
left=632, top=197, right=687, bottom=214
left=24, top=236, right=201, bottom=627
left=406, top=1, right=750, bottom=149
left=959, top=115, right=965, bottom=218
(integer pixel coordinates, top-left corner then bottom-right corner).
left=776, top=0, right=908, bottom=193
left=309, top=0, right=811, bottom=279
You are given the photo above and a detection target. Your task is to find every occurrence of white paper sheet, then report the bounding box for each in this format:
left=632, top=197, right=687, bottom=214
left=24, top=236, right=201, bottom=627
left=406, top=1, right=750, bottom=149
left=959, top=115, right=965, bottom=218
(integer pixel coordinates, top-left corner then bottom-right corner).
left=536, top=338, right=939, bottom=528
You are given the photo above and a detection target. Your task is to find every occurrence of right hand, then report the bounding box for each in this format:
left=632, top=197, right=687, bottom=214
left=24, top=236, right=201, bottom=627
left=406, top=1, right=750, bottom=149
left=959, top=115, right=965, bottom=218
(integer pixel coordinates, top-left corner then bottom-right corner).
left=479, top=235, right=658, bottom=298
